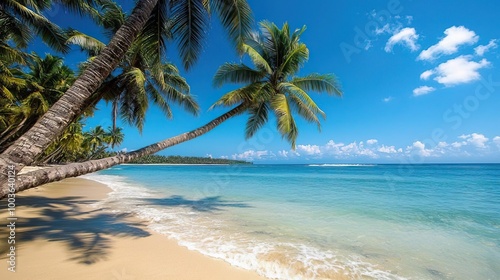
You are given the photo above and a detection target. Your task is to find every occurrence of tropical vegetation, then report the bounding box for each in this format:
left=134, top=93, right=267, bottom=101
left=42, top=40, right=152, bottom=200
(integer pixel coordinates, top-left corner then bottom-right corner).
left=128, top=155, right=251, bottom=165
left=0, top=0, right=254, bottom=176
left=0, top=1, right=342, bottom=199
left=212, top=21, right=342, bottom=148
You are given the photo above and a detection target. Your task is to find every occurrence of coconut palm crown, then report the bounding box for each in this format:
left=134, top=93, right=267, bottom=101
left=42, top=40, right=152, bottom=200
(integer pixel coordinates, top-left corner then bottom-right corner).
left=211, top=21, right=342, bottom=149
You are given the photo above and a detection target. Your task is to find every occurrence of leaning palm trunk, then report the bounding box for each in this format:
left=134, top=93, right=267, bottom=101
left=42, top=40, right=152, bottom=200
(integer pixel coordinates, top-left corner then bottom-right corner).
left=0, top=104, right=246, bottom=199
left=0, top=0, right=159, bottom=183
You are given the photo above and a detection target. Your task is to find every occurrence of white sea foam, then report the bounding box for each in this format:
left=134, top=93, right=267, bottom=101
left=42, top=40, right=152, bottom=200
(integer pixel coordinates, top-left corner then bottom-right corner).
left=82, top=172, right=405, bottom=280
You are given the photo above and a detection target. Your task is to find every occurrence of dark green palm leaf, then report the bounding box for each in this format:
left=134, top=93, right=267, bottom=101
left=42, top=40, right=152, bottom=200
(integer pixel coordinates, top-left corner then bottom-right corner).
left=291, top=74, right=342, bottom=96
left=170, top=0, right=209, bottom=70
left=146, top=83, right=173, bottom=119
left=245, top=101, right=268, bottom=139
left=137, top=0, right=172, bottom=67
left=4, top=0, right=69, bottom=53
left=209, top=0, right=253, bottom=52
left=210, top=82, right=263, bottom=108
left=213, top=63, right=265, bottom=88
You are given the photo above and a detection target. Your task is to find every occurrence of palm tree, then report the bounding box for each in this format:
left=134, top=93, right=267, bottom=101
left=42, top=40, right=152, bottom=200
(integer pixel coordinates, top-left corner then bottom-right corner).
left=0, top=54, right=75, bottom=150
left=35, top=120, right=86, bottom=164
left=212, top=21, right=342, bottom=148
left=0, top=0, right=253, bottom=179
left=95, top=2, right=200, bottom=131
left=84, top=126, right=107, bottom=152
left=73, top=2, right=199, bottom=133
left=105, top=127, right=124, bottom=149
left=3, top=21, right=342, bottom=198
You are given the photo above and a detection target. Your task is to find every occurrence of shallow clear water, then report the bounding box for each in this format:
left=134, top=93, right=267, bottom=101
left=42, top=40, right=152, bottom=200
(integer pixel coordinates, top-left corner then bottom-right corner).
left=85, top=164, right=500, bottom=279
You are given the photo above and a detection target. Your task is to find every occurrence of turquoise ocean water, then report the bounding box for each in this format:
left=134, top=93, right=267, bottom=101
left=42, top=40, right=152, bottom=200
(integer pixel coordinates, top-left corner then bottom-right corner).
left=85, top=164, right=500, bottom=279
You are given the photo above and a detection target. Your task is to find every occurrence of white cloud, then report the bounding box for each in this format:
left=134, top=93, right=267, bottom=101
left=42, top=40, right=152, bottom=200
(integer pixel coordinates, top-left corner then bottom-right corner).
left=475, top=39, right=498, bottom=56
left=225, top=134, right=499, bottom=162
left=278, top=150, right=289, bottom=158
left=205, top=154, right=213, bottom=158
left=418, top=26, right=479, bottom=61
left=340, top=142, right=378, bottom=158
left=408, top=141, right=432, bottom=157
left=413, top=86, right=436, bottom=96
left=297, top=144, right=321, bottom=155
left=433, top=55, right=490, bottom=86
left=385, top=27, right=420, bottom=52
left=493, top=136, right=500, bottom=147
left=378, top=145, right=398, bottom=153
left=383, top=97, right=393, bottom=102
left=451, top=141, right=466, bottom=148
left=232, top=150, right=271, bottom=161
left=420, top=70, right=434, bottom=80
left=459, top=133, right=489, bottom=148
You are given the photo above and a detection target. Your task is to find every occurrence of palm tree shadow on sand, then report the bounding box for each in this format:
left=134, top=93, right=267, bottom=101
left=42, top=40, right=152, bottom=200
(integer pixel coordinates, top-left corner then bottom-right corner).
left=140, top=195, right=252, bottom=213
left=0, top=196, right=150, bottom=265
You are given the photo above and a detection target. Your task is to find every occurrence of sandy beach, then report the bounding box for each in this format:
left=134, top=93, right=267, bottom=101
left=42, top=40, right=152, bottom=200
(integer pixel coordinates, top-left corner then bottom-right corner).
left=0, top=177, right=267, bottom=280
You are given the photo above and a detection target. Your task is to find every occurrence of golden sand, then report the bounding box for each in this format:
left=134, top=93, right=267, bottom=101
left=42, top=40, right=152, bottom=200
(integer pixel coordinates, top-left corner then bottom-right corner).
left=0, top=177, right=266, bottom=280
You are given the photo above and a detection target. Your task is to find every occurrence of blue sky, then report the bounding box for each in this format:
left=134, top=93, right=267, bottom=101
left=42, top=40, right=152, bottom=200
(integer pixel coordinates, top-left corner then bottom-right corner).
left=38, top=0, right=500, bottom=163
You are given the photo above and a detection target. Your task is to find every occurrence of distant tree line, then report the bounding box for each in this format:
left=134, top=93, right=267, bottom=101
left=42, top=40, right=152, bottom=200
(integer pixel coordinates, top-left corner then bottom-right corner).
left=128, top=155, right=251, bottom=165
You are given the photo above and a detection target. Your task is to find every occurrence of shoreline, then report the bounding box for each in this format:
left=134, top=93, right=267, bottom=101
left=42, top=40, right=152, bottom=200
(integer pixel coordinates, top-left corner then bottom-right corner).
left=0, top=177, right=267, bottom=280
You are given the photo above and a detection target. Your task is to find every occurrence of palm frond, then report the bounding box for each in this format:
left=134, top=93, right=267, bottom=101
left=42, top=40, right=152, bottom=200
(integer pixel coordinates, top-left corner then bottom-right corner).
left=98, top=0, right=126, bottom=32
left=145, top=83, right=173, bottom=119
left=279, top=43, right=308, bottom=76
left=291, top=73, right=342, bottom=96
left=170, top=0, right=209, bottom=69
left=65, top=29, right=105, bottom=55
left=5, top=0, right=69, bottom=53
left=213, top=63, right=265, bottom=88
left=242, top=40, right=272, bottom=74
left=209, top=0, right=253, bottom=52
left=279, top=82, right=325, bottom=119
left=137, top=0, right=172, bottom=67
left=245, top=101, right=268, bottom=139
left=54, top=0, right=102, bottom=21
left=0, top=9, right=32, bottom=48
left=160, top=83, right=199, bottom=116
left=210, top=82, right=263, bottom=109
left=118, top=67, right=148, bottom=132
left=288, top=95, right=321, bottom=130
left=270, top=93, right=298, bottom=148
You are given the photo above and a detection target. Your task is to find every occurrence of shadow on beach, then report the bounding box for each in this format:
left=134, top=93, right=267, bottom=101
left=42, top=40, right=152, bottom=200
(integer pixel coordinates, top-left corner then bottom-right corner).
left=0, top=195, right=150, bottom=265
left=140, top=195, right=252, bottom=212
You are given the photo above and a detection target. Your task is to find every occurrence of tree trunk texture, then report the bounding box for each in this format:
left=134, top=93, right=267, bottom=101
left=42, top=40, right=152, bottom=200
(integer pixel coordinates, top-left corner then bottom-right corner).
left=0, top=0, right=159, bottom=184
left=1, top=104, right=247, bottom=199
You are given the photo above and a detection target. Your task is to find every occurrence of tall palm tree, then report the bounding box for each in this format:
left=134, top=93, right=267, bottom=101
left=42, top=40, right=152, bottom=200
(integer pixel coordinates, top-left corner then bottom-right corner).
left=0, top=54, right=76, bottom=150
left=84, top=126, right=107, bottom=152
left=3, top=21, right=342, bottom=198
left=212, top=21, right=342, bottom=148
left=105, top=127, right=124, bottom=149
left=0, top=54, right=75, bottom=150
left=0, top=0, right=253, bottom=179
left=35, top=120, right=86, bottom=164
left=84, top=2, right=199, bottom=132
